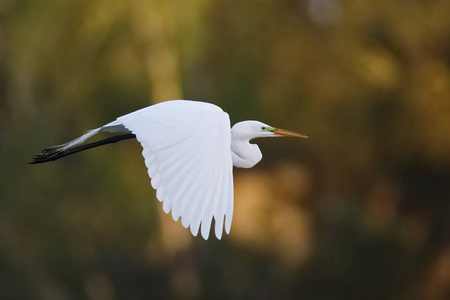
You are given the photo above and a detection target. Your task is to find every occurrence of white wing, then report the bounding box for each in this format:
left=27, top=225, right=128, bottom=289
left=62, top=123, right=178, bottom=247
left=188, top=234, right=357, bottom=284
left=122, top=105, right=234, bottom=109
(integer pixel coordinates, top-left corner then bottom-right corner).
left=116, top=100, right=234, bottom=240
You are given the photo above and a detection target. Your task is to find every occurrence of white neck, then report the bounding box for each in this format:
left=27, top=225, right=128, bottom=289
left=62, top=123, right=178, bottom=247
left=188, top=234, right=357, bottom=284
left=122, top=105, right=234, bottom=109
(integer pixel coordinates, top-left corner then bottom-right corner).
left=231, top=137, right=262, bottom=168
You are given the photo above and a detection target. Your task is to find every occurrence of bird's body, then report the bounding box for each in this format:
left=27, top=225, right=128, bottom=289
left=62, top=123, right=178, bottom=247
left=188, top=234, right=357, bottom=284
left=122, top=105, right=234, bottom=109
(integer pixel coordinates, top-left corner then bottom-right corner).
left=31, top=100, right=307, bottom=240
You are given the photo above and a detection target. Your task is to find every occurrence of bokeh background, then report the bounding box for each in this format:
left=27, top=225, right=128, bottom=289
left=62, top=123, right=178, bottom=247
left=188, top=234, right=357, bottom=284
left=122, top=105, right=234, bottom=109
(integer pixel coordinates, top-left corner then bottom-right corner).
left=1, top=0, right=450, bottom=299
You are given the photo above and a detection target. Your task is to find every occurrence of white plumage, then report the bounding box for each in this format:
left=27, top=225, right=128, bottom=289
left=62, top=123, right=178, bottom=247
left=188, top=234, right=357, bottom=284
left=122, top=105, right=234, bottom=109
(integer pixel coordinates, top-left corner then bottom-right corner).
left=31, top=100, right=308, bottom=240
left=115, top=101, right=233, bottom=239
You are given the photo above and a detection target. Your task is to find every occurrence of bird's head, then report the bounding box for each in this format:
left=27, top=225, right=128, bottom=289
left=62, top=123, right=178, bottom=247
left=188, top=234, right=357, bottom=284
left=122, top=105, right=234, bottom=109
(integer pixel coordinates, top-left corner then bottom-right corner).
left=231, top=121, right=308, bottom=140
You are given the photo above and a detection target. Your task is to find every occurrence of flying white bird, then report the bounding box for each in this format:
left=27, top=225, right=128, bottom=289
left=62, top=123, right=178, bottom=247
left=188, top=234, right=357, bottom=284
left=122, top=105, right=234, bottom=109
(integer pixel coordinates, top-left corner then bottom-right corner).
left=31, top=100, right=308, bottom=240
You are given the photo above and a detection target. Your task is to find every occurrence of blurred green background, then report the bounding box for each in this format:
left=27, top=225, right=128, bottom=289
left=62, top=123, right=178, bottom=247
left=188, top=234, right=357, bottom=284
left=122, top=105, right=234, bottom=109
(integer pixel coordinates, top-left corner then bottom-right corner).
left=1, top=0, right=450, bottom=299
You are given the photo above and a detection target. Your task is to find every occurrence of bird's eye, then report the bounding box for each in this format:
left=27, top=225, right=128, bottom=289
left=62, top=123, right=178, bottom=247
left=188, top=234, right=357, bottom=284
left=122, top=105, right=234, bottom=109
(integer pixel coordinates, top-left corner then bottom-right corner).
left=261, top=126, right=266, bottom=130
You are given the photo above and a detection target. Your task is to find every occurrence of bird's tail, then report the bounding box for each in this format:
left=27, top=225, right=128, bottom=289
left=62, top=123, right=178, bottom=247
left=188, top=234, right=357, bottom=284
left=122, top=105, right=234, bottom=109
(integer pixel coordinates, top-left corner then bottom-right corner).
left=29, top=122, right=135, bottom=164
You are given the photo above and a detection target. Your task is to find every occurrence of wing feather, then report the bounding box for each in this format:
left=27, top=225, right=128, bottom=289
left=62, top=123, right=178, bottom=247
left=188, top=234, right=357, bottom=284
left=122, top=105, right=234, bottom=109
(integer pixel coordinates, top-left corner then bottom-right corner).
left=214, top=159, right=230, bottom=239
left=197, top=168, right=218, bottom=239
left=200, top=169, right=220, bottom=239
left=179, top=155, right=210, bottom=225
left=117, top=101, right=234, bottom=239
left=170, top=149, right=207, bottom=220
left=225, top=171, right=234, bottom=234
left=163, top=148, right=204, bottom=218
left=186, top=164, right=214, bottom=236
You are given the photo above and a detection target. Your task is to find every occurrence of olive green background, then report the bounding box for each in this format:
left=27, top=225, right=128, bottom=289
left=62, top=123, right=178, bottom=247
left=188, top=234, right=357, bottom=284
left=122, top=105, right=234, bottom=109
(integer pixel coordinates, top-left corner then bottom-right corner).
left=1, top=1, right=450, bottom=299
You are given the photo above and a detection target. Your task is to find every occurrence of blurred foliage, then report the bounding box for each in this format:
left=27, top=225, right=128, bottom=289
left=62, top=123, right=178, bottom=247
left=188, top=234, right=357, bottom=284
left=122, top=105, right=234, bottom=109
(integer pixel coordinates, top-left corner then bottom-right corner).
left=1, top=0, right=450, bottom=299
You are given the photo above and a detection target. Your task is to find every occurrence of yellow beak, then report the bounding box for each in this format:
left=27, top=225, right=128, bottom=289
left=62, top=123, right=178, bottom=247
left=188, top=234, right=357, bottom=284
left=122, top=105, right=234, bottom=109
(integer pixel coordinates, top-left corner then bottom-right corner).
left=273, top=128, right=309, bottom=138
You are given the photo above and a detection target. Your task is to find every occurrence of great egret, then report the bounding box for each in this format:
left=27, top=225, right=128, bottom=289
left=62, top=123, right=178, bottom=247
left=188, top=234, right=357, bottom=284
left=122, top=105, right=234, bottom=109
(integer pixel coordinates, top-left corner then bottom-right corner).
left=31, top=100, right=308, bottom=240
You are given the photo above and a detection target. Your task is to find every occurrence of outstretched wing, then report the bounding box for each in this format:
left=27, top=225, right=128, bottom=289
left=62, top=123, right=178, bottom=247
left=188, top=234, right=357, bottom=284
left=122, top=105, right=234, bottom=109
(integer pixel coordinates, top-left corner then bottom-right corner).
left=117, top=100, right=234, bottom=240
